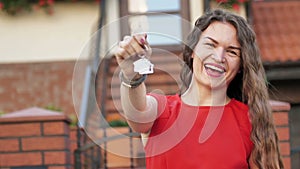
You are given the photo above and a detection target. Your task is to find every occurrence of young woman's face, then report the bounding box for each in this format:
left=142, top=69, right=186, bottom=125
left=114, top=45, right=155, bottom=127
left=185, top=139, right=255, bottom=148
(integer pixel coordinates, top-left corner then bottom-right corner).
left=192, top=21, right=241, bottom=90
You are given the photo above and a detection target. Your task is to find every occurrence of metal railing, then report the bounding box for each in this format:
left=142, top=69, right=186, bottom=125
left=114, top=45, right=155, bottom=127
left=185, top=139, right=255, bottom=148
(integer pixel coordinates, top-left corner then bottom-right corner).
left=74, top=0, right=146, bottom=168
left=74, top=127, right=141, bottom=169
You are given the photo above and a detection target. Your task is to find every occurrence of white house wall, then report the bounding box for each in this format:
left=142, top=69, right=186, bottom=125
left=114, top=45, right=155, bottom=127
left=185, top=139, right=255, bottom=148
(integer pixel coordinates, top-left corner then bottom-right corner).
left=0, top=2, right=98, bottom=63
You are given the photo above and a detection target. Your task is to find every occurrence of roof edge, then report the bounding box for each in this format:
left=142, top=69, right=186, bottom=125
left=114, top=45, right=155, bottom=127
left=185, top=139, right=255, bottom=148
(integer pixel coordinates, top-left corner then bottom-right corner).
left=263, top=60, right=300, bottom=68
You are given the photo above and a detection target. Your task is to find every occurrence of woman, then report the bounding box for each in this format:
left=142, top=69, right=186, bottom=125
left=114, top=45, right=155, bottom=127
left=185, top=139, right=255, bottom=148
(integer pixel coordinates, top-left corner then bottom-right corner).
left=115, top=9, right=283, bottom=169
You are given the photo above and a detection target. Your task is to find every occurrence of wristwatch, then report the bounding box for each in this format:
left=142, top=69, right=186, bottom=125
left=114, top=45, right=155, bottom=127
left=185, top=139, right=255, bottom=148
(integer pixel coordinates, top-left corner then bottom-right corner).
left=119, top=71, right=147, bottom=88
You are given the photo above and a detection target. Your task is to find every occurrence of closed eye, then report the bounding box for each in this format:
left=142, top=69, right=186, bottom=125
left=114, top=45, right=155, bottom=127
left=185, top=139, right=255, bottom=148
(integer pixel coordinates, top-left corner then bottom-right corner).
left=227, top=45, right=241, bottom=57
left=227, top=49, right=240, bottom=57
left=204, top=43, right=215, bottom=48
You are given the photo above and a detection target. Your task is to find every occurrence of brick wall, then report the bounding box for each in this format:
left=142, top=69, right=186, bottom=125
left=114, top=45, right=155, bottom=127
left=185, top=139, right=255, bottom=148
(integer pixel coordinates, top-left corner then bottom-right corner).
left=0, top=61, right=76, bottom=115
left=0, top=107, right=72, bottom=169
left=270, top=100, right=292, bottom=169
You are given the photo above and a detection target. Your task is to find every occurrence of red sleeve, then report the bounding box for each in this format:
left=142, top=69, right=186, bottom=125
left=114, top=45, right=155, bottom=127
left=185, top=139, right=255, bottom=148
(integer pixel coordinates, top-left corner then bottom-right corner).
left=147, top=93, right=169, bottom=119
left=147, top=93, right=181, bottom=137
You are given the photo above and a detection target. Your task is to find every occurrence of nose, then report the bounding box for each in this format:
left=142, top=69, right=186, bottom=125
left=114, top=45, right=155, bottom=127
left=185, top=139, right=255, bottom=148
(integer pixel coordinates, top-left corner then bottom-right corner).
left=212, top=47, right=225, bottom=63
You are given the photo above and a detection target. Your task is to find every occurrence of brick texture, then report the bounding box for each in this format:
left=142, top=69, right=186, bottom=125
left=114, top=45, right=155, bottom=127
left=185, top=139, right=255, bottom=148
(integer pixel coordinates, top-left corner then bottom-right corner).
left=279, top=142, right=290, bottom=156
left=273, top=112, right=289, bottom=126
left=0, top=109, right=71, bottom=168
left=0, top=123, right=41, bottom=137
left=271, top=101, right=291, bottom=169
left=0, top=138, right=19, bottom=152
left=22, top=136, right=68, bottom=151
left=0, top=61, right=76, bottom=115
left=282, top=157, right=291, bottom=169
left=43, top=121, right=69, bottom=135
left=276, top=127, right=290, bottom=141
left=44, top=151, right=70, bottom=165
left=0, top=152, right=42, bottom=167
left=70, top=128, right=78, bottom=166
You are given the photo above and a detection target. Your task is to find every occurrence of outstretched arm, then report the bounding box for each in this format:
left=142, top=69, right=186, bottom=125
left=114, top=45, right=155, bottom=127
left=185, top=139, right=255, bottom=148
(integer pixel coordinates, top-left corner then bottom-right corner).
left=115, top=34, right=157, bottom=133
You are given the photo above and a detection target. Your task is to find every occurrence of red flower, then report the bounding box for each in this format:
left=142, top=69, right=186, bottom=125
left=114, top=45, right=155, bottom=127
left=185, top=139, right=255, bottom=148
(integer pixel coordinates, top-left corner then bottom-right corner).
left=232, top=3, right=240, bottom=11
left=216, top=0, right=228, bottom=3
left=238, top=0, right=247, bottom=3
left=39, top=0, right=46, bottom=6
left=47, top=0, right=54, bottom=5
left=0, top=2, right=3, bottom=9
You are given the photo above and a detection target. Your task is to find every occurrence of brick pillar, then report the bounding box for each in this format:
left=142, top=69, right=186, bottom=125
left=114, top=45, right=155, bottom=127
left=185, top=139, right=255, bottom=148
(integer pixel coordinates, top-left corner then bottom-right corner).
left=270, top=100, right=291, bottom=169
left=0, top=107, right=71, bottom=169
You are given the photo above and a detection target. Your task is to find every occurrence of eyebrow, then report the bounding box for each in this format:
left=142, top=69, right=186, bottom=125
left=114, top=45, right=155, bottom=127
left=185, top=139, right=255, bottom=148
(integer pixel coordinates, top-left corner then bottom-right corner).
left=204, top=37, right=241, bottom=51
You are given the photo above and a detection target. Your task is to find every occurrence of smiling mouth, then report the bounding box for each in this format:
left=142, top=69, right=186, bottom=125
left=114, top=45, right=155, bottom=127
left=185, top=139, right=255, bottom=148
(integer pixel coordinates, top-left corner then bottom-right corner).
left=204, top=64, right=225, bottom=73
left=204, top=64, right=226, bottom=77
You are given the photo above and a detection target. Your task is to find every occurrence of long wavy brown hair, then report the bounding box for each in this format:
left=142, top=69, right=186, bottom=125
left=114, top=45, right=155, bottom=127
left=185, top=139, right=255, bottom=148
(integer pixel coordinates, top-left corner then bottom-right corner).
left=180, top=9, right=283, bottom=168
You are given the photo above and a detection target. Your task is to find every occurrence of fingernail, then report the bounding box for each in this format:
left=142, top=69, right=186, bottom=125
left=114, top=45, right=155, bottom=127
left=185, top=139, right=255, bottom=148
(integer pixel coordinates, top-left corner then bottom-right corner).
left=140, top=38, right=145, bottom=44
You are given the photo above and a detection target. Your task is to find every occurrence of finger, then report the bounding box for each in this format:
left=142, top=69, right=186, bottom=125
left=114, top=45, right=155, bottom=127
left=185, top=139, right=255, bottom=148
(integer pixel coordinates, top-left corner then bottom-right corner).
left=119, top=40, right=136, bottom=56
left=130, top=35, right=147, bottom=55
left=120, top=36, right=146, bottom=57
left=115, top=47, right=130, bottom=61
left=133, top=33, right=148, bottom=46
left=123, top=35, right=131, bottom=42
left=115, top=45, right=141, bottom=62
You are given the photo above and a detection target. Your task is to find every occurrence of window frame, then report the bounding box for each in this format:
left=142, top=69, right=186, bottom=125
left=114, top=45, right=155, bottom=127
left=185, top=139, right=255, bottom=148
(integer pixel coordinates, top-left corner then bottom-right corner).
left=119, top=0, right=190, bottom=52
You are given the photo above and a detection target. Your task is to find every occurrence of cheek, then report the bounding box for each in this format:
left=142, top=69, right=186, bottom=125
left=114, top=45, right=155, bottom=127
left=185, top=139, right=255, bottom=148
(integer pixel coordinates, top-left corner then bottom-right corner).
left=228, top=58, right=241, bottom=74
left=193, top=44, right=215, bottom=61
left=192, top=56, right=203, bottom=72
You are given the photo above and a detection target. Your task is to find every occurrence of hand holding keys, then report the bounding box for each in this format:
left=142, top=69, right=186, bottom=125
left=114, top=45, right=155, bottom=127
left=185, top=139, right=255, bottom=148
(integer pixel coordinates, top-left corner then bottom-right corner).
left=133, top=43, right=154, bottom=75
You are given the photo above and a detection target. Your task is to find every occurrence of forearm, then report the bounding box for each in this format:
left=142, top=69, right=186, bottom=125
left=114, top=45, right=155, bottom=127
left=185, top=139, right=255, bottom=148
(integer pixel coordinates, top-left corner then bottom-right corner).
left=121, top=81, right=147, bottom=112
left=115, top=34, right=156, bottom=133
left=120, top=82, right=157, bottom=133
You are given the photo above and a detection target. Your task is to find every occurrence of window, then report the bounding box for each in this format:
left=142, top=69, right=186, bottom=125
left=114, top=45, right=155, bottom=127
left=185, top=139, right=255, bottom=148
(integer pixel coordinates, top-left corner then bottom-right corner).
left=120, top=0, right=190, bottom=51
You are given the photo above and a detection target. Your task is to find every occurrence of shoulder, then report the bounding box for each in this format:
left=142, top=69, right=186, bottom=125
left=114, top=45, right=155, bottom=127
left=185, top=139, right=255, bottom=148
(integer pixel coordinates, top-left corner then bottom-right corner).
left=145, top=93, right=180, bottom=138
left=147, top=93, right=181, bottom=119
left=228, top=99, right=252, bottom=132
left=148, top=93, right=181, bottom=110
left=230, top=99, right=249, bottom=113
left=148, top=93, right=180, bottom=103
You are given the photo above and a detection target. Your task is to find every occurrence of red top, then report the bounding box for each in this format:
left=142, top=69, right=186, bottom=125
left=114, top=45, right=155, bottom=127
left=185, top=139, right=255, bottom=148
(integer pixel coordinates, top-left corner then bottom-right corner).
left=144, top=94, right=253, bottom=169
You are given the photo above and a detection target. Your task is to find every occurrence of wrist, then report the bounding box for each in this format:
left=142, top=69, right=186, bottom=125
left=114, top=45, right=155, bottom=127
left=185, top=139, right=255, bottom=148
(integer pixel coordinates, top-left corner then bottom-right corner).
left=122, top=71, right=141, bottom=81
left=119, top=71, right=147, bottom=88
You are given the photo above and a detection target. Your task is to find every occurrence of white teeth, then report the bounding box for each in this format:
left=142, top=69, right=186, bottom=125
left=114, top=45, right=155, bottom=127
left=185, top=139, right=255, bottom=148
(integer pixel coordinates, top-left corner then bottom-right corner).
left=205, top=64, right=224, bottom=73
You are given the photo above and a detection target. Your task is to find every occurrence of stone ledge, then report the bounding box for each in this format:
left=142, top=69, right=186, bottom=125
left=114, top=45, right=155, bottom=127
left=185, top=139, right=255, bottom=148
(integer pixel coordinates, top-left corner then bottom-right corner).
left=269, top=100, right=291, bottom=112
left=0, top=107, right=70, bottom=124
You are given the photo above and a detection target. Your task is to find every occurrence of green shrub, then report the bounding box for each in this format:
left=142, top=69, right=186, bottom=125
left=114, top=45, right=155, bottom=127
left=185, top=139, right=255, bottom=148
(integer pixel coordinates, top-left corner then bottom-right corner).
left=108, top=120, right=128, bottom=127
